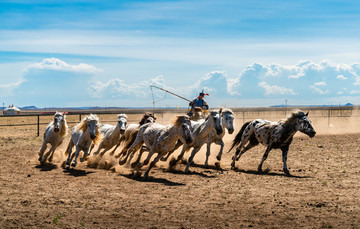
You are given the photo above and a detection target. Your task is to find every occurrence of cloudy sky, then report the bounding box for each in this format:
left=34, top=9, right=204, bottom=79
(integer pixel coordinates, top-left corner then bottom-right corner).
left=1, top=0, right=360, bottom=108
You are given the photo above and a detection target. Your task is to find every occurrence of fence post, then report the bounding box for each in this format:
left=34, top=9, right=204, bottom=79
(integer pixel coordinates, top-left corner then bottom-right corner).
left=328, top=109, right=331, bottom=127
left=37, top=115, right=40, bottom=136
left=79, top=114, right=82, bottom=122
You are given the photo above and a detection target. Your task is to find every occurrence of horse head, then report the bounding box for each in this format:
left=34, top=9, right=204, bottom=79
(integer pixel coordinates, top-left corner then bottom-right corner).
left=174, top=115, right=193, bottom=144
left=221, top=108, right=235, bottom=134
left=293, top=110, right=316, bottom=138
left=80, top=114, right=101, bottom=142
left=140, top=112, right=156, bottom=125
left=53, top=112, right=65, bottom=133
left=207, top=109, right=223, bottom=135
left=117, top=114, right=127, bottom=134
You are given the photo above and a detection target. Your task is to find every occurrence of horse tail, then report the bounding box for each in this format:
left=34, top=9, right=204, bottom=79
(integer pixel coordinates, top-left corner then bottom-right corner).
left=228, top=121, right=251, bottom=153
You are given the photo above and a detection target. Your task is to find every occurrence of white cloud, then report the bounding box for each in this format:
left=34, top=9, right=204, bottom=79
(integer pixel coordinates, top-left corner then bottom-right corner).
left=310, top=85, right=329, bottom=95
left=88, top=75, right=166, bottom=98
left=314, top=81, right=327, bottom=86
left=258, top=82, right=296, bottom=96
left=26, top=58, right=102, bottom=73
left=337, top=75, right=347, bottom=80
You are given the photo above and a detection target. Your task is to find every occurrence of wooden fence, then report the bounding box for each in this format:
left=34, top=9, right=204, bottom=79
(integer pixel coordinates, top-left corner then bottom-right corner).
left=0, top=106, right=359, bottom=136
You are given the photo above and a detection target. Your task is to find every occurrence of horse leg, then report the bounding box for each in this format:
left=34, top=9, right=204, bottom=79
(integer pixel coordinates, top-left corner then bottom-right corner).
left=231, top=140, right=249, bottom=170
left=88, top=143, right=95, bottom=156
left=185, top=147, right=201, bottom=173
left=40, top=145, right=55, bottom=164
left=71, top=146, right=81, bottom=167
left=80, top=148, right=89, bottom=162
left=161, top=140, right=183, bottom=161
left=205, top=140, right=212, bottom=168
left=38, top=141, right=48, bottom=161
left=168, top=145, right=188, bottom=170
left=49, top=141, right=62, bottom=162
left=111, top=136, right=124, bottom=156
left=281, top=145, right=290, bottom=175
left=144, top=153, right=162, bottom=180
left=92, top=142, right=103, bottom=155
left=215, top=139, right=225, bottom=161
left=258, top=145, right=273, bottom=172
left=131, top=146, right=149, bottom=168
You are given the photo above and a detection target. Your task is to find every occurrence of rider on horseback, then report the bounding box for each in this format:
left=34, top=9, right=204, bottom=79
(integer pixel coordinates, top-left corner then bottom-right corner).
left=188, top=90, right=209, bottom=118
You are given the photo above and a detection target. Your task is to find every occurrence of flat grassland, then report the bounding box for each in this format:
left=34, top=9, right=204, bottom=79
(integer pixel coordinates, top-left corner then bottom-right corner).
left=0, top=110, right=359, bottom=228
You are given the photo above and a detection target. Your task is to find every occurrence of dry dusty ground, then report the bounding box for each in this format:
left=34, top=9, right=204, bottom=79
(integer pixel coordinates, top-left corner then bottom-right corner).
left=0, top=121, right=360, bottom=228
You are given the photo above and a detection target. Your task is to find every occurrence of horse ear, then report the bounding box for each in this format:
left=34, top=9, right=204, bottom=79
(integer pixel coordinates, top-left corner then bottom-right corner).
left=305, top=111, right=309, bottom=116
left=219, top=107, right=223, bottom=114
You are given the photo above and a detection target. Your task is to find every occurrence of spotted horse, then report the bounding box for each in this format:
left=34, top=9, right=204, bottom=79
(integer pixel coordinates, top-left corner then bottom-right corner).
left=228, top=110, right=316, bottom=176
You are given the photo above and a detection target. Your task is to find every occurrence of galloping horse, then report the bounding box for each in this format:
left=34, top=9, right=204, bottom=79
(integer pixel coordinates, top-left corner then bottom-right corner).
left=38, top=112, right=68, bottom=164
left=228, top=110, right=316, bottom=175
left=65, top=114, right=101, bottom=169
left=110, top=112, right=156, bottom=157
left=204, top=108, right=235, bottom=168
left=125, top=115, right=193, bottom=179
left=90, top=114, right=127, bottom=157
left=169, top=109, right=223, bottom=173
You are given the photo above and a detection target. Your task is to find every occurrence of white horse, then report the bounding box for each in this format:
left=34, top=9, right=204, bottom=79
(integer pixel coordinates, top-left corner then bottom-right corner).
left=204, top=108, right=235, bottom=168
left=38, top=112, right=68, bottom=164
left=111, top=112, right=156, bottom=158
left=169, top=109, right=223, bottom=173
left=89, top=114, right=127, bottom=157
left=65, top=114, right=101, bottom=169
left=124, top=115, right=193, bottom=179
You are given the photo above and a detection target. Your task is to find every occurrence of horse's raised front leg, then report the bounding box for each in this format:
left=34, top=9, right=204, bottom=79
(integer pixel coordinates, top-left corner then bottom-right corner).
left=40, top=145, right=56, bottom=164
left=144, top=153, right=162, bottom=180
left=131, top=145, right=149, bottom=168
left=258, top=145, right=273, bottom=172
left=111, top=136, right=124, bottom=156
left=92, top=142, right=103, bottom=156
left=48, top=141, right=62, bottom=162
left=161, top=140, right=183, bottom=161
left=168, top=145, right=188, bottom=170
left=185, top=147, right=201, bottom=173
left=281, top=145, right=290, bottom=175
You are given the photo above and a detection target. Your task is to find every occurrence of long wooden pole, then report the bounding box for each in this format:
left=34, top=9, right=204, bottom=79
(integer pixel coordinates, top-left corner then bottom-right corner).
left=150, top=85, right=191, bottom=102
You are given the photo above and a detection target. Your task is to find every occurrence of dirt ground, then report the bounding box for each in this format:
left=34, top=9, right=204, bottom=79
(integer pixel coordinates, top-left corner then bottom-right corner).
left=1, top=117, right=360, bottom=228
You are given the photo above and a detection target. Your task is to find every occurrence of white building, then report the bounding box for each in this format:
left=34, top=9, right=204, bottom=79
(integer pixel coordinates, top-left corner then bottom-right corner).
left=3, top=105, right=21, bottom=115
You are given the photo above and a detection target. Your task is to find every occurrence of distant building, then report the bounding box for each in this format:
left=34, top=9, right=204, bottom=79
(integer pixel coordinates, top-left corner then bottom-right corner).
left=3, top=105, right=21, bottom=115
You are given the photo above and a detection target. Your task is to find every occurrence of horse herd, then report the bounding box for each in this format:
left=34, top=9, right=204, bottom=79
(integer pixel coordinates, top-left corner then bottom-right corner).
left=38, top=109, right=316, bottom=179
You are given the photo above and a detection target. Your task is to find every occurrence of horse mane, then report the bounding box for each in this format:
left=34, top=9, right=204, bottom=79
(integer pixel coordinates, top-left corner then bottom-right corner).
left=139, top=112, right=156, bottom=125
left=172, top=115, right=190, bottom=128
left=205, top=108, right=222, bottom=121
left=284, top=110, right=307, bottom=124
left=117, top=113, right=127, bottom=119
left=221, top=108, right=234, bottom=116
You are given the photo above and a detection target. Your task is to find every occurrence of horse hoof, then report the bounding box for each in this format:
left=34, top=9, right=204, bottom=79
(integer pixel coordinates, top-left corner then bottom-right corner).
left=284, top=170, right=290, bottom=176
left=131, top=162, right=139, bottom=168
left=216, top=156, right=221, bottom=161
left=71, top=163, right=76, bottom=167
left=184, top=169, right=191, bottom=174
left=65, top=164, right=70, bottom=170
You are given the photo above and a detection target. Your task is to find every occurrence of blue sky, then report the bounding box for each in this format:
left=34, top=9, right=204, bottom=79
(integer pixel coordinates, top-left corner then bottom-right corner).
left=1, top=0, right=360, bottom=108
